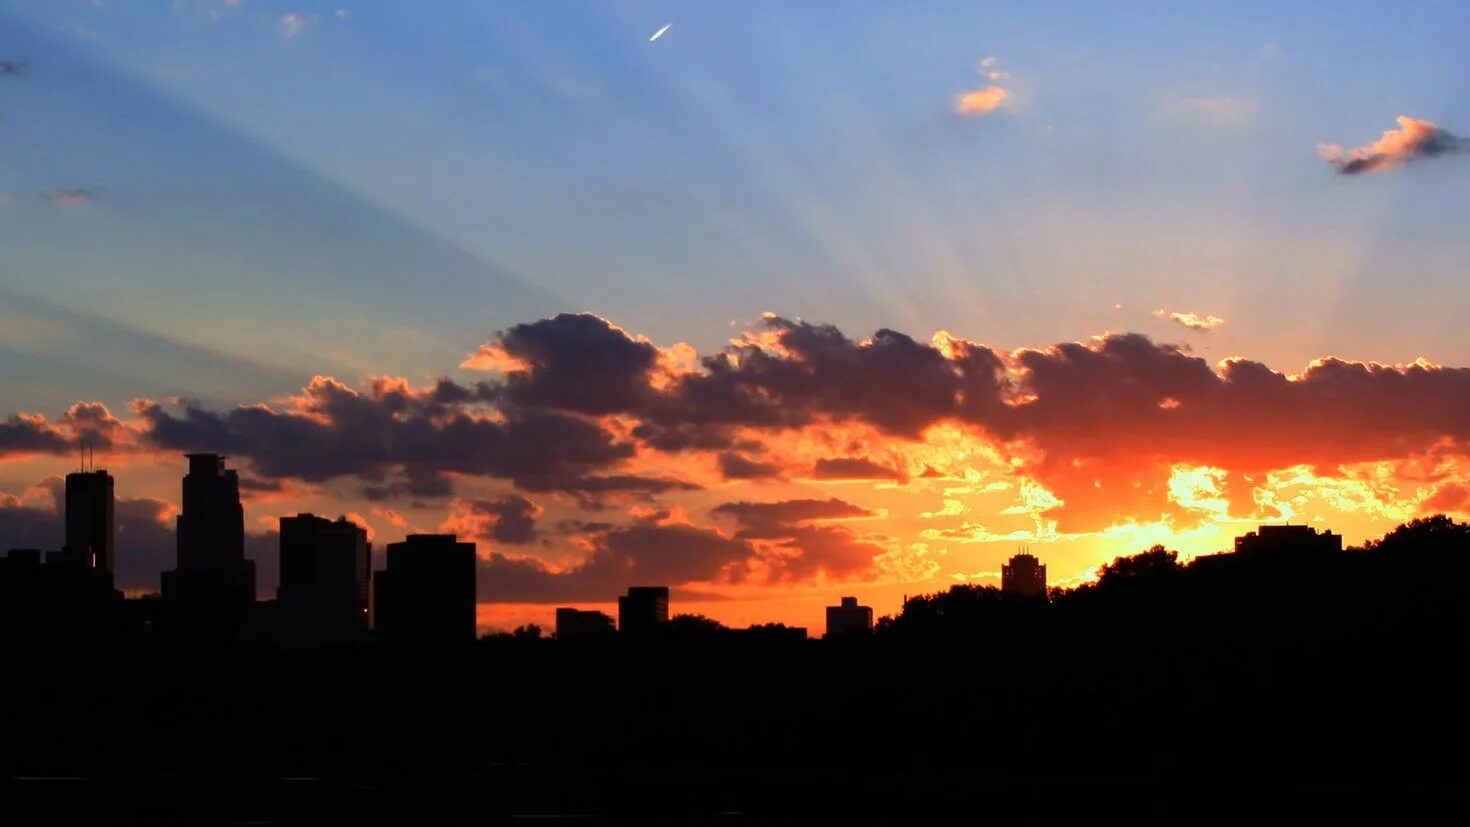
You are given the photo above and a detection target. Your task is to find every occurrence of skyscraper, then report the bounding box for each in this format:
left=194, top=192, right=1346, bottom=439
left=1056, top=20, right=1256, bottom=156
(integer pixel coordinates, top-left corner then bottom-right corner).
left=278, top=514, right=370, bottom=646
left=64, top=469, right=114, bottom=577
left=1002, top=552, right=1047, bottom=598
left=825, top=596, right=873, bottom=637
left=617, top=586, right=669, bottom=635
left=162, top=454, right=255, bottom=637
left=373, top=534, right=476, bottom=644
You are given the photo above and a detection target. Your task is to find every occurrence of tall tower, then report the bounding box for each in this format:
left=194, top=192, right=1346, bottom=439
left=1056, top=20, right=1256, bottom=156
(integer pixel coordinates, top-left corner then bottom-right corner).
left=1001, top=550, right=1047, bottom=598
left=162, top=454, right=256, bottom=637
left=64, top=469, right=114, bottom=577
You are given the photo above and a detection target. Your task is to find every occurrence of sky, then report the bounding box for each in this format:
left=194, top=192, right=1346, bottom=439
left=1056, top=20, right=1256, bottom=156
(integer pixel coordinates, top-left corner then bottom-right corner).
left=4, top=1, right=1470, bottom=632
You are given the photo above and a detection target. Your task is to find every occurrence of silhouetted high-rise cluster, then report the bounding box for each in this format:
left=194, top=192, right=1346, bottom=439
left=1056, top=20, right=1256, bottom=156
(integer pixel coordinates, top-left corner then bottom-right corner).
left=5, top=453, right=1470, bottom=660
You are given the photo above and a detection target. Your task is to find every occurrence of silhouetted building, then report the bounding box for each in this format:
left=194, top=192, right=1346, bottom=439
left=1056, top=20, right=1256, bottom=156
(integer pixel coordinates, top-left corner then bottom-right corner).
left=1235, top=524, right=1343, bottom=555
left=1, top=547, right=120, bottom=645
left=373, top=534, right=476, bottom=644
left=555, top=608, right=616, bottom=640
left=64, top=469, right=114, bottom=578
left=161, top=454, right=255, bottom=639
left=617, top=586, right=669, bottom=635
left=277, top=514, right=370, bottom=647
left=825, top=596, right=873, bottom=637
left=1002, top=552, right=1047, bottom=598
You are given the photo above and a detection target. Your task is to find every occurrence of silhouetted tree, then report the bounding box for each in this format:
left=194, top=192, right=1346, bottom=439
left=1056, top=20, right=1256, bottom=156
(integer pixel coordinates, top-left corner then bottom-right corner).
left=1095, top=545, right=1180, bottom=586
left=1359, top=513, right=1470, bottom=555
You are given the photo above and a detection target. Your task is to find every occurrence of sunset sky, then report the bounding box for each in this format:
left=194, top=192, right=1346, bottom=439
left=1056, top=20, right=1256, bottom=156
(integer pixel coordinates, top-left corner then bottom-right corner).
left=4, top=1, right=1470, bottom=632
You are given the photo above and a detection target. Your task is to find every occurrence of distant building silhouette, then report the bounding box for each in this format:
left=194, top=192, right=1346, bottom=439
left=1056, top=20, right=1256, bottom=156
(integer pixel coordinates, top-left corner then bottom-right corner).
left=1235, top=524, right=1343, bottom=555
left=1002, top=552, right=1047, bottom=597
left=373, top=534, right=476, bottom=644
left=277, top=514, right=370, bottom=647
left=825, top=596, right=873, bottom=637
left=161, top=454, right=255, bottom=638
left=1, top=546, right=120, bottom=645
left=617, top=586, right=669, bottom=635
left=555, top=608, right=616, bottom=640
left=64, top=469, right=114, bottom=578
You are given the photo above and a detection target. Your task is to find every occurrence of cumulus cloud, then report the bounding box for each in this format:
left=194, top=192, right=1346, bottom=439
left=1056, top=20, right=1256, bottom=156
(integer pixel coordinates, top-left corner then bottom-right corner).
left=1154, top=309, right=1225, bottom=331
left=0, top=402, right=127, bottom=460
left=1319, top=116, right=1469, bottom=175
left=954, top=86, right=1008, bottom=117
left=19, top=310, right=1470, bottom=545
left=132, top=377, right=636, bottom=499
left=464, top=314, right=660, bottom=414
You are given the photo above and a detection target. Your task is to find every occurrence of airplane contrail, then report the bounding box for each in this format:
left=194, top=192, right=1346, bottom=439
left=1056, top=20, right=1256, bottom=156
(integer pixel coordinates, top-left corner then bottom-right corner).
left=649, top=24, right=671, bottom=42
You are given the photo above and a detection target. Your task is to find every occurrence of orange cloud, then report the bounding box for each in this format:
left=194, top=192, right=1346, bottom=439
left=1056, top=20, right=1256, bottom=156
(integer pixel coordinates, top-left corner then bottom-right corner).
left=954, top=86, right=1008, bottom=117
left=1318, top=115, right=1468, bottom=174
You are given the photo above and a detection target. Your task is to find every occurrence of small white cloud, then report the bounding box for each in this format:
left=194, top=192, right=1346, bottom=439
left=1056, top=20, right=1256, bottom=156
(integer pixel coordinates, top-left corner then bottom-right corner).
left=280, top=12, right=308, bottom=37
left=1154, top=309, right=1225, bottom=331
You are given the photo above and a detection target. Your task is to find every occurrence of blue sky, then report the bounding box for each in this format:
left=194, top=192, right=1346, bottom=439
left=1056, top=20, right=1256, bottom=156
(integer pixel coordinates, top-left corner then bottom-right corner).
left=4, top=0, right=1470, bottom=413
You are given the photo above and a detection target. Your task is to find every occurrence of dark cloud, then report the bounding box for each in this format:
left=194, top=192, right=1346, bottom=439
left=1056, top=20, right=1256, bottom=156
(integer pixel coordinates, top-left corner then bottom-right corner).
left=718, top=452, right=785, bottom=480
left=711, top=497, right=886, bottom=580
left=1319, top=116, right=1469, bottom=175
left=0, top=414, right=72, bottom=457
left=469, top=495, right=540, bottom=544
left=0, top=60, right=26, bottom=76
left=646, top=319, right=968, bottom=438
left=477, top=521, right=756, bottom=602
left=18, top=311, right=1470, bottom=542
left=0, top=402, right=125, bottom=459
left=812, top=457, right=906, bottom=481
left=465, top=314, right=659, bottom=414
left=134, top=378, right=635, bottom=496
left=712, top=498, right=875, bottom=538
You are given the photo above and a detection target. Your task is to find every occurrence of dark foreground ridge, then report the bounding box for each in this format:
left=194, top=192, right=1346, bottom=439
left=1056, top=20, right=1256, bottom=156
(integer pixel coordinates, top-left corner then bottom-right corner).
left=3, top=516, right=1469, bottom=822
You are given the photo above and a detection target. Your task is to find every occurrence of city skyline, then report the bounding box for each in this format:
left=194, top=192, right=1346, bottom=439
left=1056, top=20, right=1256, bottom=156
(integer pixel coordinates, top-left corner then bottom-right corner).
left=5, top=2, right=1470, bottom=632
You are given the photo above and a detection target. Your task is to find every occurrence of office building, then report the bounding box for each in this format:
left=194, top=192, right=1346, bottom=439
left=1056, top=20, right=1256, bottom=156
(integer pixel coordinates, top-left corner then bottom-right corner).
left=1234, top=524, right=1343, bottom=555
left=617, top=586, right=669, bottom=635
left=161, top=454, right=256, bottom=637
left=373, top=534, right=476, bottom=644
left=825, top=596, right=873, bottom=637
left=277, top=514, right=370, bottom=646
left=64, top=469, right=114, bottom=577
left=1002, top=552, right=1047, bottom=598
